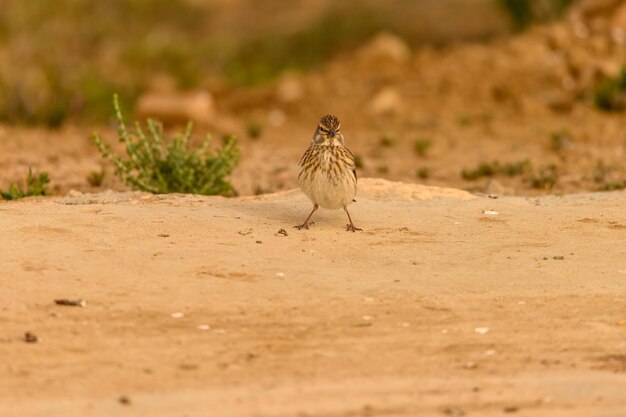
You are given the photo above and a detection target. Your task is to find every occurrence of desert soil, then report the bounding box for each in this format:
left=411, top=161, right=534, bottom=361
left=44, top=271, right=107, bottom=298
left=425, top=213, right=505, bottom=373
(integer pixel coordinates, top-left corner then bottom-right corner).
left=1, top=179, right=625, bottom=417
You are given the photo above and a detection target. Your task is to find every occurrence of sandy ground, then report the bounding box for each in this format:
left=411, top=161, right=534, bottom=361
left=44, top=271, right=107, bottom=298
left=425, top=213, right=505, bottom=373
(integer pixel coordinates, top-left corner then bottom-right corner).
left=1, top=178, right=625, bottom=417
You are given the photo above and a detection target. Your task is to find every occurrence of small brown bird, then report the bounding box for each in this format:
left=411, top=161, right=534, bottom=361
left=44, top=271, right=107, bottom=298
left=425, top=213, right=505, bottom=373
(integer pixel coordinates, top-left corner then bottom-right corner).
left=295, top=115, right=361, bottom=232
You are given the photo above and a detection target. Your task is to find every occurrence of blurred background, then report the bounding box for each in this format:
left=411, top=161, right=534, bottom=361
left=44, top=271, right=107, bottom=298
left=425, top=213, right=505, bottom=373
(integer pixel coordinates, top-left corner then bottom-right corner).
left=0, top=0, right=625, bottom=196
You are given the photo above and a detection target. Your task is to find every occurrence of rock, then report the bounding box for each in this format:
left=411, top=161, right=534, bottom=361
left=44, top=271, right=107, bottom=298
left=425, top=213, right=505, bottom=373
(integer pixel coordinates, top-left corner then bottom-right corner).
left=67, top=190, right=83, bottom=197
left=368, top=87, right=402, bottom=116
left=136, top=90, right=215, bottom=125
left=24, top=332, right=38, bottom=343
left=267, top=109, right=287, bottom=126
left=611, top=2, right=626, bottom=42
left=358, top=32, right=411, bottom=64
left=276, top=75, right=304, bottom=103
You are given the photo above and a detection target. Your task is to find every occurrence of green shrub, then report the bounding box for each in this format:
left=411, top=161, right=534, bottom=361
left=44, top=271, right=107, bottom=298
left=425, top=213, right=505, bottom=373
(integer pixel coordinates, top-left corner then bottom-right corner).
left=416, top=167, right=430, bottom=179
left=550, top=130, right=573, bottom=152
left=601, top=180, right=626, bottom=191
left=87, top=169, right=106, bottom=187
left=354, top=154, right=364, bottom=169
left=1, top=168, right=50, bottom=200
left=413, top=138, right=432, bottom=157
left=500, top=160, right=532, bottom=176
left=379, top=134, right=396, bottom=148
left=462, top=162, right=498, bottom=180
left=246, top=120, right=263, bottom=139
left=593, top=68, right=626, bottom=112
left=92, top=95, right=240, bottom=196
left=529, top=164, right=558, bottom=189
left=499, top=0, right=574, bottom=30
left=462, top=159, right=531, bottom=180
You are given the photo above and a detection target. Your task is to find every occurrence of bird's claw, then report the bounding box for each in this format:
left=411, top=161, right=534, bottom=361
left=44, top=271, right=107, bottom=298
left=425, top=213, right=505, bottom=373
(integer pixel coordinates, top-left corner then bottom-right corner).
left=346, top=224, right=362, bottom=232
left=294, top=221, right=314, bottom=230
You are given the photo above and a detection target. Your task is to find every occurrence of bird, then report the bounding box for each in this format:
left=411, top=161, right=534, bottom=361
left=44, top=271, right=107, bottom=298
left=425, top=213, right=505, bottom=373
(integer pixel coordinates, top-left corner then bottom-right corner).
left=295, top=114, right=362, bottom=232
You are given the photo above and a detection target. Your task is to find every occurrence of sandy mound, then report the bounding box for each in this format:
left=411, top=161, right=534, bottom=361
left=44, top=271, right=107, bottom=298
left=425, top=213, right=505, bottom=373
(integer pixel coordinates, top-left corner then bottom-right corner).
left=1, top=180, right=625, bottom=417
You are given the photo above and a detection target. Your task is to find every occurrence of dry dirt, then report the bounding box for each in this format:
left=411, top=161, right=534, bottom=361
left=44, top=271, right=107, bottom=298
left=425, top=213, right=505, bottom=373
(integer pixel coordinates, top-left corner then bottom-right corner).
left=1, top=179, right=625, bottom=417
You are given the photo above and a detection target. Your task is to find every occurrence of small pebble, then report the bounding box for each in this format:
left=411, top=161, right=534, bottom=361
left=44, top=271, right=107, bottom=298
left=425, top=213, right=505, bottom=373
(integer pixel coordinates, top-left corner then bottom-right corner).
left=118, top=395, right=131, bottom=405
left=256, top=240, right=262, bottom=244
left=276, top=272, right=285, bottom=278
left=276, top=229, right=288, bottom=237
left=443, top=407, right=466, bottom=417
left=24, top=332, right=38, bottom=343
left=54, top=298, right=86, bottom=308
left=553, top=256, right=564, bottom=260
left=197, top=324, right=210, bottom=330
left=483, top=210, right=499, bottom=216
left=170, top=312, right=184, bottom=319
left=474, top=327, right=490, bottom=335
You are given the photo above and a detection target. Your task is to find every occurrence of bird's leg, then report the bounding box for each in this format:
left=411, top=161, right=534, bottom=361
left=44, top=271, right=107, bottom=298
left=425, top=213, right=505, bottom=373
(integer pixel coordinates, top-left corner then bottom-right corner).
left=294, top=204, right=318, bottom=230
left=343, top=206, right=362, bottom=232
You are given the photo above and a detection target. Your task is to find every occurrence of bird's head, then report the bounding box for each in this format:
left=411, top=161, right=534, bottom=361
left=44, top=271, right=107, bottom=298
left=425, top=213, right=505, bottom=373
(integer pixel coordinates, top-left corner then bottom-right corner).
left=312, top=114, right=344, bottom=145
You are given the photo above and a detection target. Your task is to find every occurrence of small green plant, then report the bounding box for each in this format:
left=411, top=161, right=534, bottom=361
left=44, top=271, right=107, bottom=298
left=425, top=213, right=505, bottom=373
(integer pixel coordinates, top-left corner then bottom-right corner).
left=529, top=164, right=558, bottom=189
left=92, top=95, right=240, bottom=196
left=550, top=131, right=572, bottom=153
left=413, top=138, right=432, bottom=157
left=593, top=68, right=626, bottom=112
left=601, top=180, right=626, bottom=191
left=591, top=159, right=612, bottom=184
left=379, top=135, right=396, bottom=148
left=246, top=120, right=263, bottom=139
left=0, top=168, right=50, bottom=200
left=354, top=154, right=364, bottom=169
left=462, top=162, right=498, bottom=180
left=87, top=168, right=106, bottom=187
left=499, top=0, right=574, bottom=30
left=500, top=160, right=532, bottom=177
left=416, top=167, right=430, bottom=179
left=462, top=159, right=531, bottom=180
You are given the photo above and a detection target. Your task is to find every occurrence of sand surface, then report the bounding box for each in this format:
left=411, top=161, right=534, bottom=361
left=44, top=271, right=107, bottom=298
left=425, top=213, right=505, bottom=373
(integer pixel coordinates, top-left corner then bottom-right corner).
left=1, top=178, right=625, bottom=417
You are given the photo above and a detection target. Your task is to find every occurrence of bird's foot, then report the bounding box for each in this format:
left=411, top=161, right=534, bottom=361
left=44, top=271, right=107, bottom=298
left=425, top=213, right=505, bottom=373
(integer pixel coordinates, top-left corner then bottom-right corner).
left=294, top=221, right=314, bottom=230
left=346, top=223, right=362, bottom=232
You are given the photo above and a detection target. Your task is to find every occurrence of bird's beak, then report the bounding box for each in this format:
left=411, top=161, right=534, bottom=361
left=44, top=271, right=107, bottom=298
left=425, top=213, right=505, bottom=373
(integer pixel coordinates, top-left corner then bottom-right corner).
left=328, top=130, right=336, bottom=138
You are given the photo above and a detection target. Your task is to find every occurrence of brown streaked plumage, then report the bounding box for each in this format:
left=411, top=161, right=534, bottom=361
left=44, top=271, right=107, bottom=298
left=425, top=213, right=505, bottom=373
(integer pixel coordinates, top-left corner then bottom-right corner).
left=295, top=115, right=361, bottom=232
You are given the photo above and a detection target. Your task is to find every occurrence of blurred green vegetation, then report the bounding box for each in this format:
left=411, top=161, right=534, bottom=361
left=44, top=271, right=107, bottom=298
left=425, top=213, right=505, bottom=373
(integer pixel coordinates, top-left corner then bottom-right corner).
left=499, top=0, right=574, bottom=30
left=592, top=68, right=626, bottom=112
left=92, top=95, right=240, bottom=196
left=0, top=168, right=50, bottom=200
left=225, top=9, right=381, bottom=86
left=0, top=0, right=382, bottom=126
left=461, top=159, right=531, bottom=180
